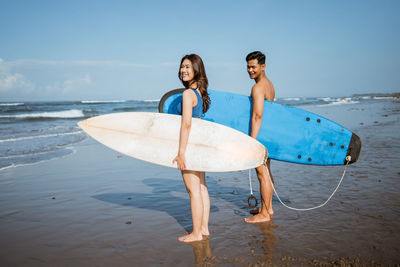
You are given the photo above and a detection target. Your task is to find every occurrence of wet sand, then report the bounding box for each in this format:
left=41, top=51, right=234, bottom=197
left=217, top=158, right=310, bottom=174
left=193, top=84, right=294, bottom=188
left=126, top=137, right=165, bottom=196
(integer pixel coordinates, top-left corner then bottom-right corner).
left=0, top=99, right=399, bottom=266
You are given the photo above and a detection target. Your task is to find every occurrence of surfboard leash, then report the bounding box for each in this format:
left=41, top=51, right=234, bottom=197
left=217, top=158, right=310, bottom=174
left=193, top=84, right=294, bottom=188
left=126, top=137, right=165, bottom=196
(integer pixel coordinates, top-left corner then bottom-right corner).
left=247, top=147, right=268, bottom=208
left=247, top=168, right=259, bottom=209
left=247, top=155, right=351, bottom=211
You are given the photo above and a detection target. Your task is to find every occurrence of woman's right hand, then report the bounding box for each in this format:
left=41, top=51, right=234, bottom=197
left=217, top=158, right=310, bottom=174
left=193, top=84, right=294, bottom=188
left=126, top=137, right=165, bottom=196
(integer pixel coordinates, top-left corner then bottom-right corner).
left=173, top=154, right=186, bottom=170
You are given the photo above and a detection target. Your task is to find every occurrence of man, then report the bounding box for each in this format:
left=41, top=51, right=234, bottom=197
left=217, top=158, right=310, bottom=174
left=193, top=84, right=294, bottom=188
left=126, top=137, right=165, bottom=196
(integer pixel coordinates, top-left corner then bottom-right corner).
left=244, top=51, right=275, bottom=223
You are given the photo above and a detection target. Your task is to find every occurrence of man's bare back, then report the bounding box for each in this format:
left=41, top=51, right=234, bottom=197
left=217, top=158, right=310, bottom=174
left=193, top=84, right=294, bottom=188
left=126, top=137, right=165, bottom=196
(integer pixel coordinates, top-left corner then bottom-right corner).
left=252, top=77, right=275, bottom=102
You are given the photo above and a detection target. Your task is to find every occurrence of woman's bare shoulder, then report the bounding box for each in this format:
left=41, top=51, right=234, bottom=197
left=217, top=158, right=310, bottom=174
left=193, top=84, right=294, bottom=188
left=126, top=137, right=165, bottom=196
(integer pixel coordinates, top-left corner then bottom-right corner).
left=182, top=88, right=196, bottom=98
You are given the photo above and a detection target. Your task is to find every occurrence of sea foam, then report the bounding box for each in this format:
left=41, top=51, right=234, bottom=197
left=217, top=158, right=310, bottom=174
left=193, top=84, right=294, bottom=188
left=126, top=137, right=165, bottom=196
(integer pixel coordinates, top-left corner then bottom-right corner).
left=0, top=131, right=83, bottom=143
left=81, top=100, right=126, bottom=104
left=0, top=103, right=24, bottom=106
left=0, top=109, right=85, bottom=119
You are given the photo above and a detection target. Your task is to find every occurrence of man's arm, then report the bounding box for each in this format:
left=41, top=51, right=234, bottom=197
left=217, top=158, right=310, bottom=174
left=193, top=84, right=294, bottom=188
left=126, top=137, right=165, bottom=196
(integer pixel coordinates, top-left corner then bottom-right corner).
left=250, top=85, right=264, bottom=139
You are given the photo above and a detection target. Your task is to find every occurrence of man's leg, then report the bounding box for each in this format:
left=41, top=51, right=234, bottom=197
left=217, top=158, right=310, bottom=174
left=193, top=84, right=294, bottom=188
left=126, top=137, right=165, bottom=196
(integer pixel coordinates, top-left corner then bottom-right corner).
left=266, top=159, right=274, bottom=217
left=245, top=164, right=273, bottom=223
left=250, top=159, right=274, bottom=216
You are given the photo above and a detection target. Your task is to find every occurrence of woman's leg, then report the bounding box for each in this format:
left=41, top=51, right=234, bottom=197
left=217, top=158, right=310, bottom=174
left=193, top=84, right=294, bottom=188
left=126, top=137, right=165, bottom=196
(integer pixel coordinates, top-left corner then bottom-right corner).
left=179, top=170, right=204, bottom=242
left=199, top=172, right=210, bottom=236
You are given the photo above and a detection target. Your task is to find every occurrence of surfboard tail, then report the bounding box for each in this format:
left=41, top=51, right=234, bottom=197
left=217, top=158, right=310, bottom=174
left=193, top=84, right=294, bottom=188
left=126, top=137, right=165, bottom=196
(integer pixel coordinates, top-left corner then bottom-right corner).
left=158, top=88, right=185, bottom=113
left=346, top=133, right=361, bottom=164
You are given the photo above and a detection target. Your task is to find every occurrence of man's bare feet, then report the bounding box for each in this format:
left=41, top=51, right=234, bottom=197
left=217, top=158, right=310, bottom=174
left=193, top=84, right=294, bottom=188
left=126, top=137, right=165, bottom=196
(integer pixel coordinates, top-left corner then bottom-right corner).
left=245, top=213, right=271, bottom=223
left=178, top=233, right=203, bottom=243
left=249, top=208, right=274, bottom=218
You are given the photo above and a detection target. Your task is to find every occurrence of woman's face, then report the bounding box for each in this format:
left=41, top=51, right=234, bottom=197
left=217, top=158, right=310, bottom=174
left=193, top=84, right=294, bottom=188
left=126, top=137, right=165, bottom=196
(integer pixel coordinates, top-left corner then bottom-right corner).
left=180, top=59, right=195, bottom=82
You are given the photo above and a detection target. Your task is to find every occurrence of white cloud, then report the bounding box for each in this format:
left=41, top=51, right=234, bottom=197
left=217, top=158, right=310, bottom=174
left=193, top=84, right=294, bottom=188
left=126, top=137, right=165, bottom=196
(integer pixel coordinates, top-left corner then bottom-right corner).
left=0, top=58, right=35, bottom=92
left=0, top=58, right=97, bottom=98
left=43, top=74, right=93, bottom=96
left=0, top=58, right=179, bottom=100
left=62, top=74, right=92, bottom=93
left=0, top=73, right=23, bottom=90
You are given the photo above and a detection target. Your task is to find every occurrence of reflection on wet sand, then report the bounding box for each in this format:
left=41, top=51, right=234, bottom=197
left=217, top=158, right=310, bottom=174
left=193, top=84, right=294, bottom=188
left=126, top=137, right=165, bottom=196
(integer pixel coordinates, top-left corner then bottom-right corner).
left=249, top=223, right=277, bottom=263
left=258, top=223, right=277, bottom=262
left=187, top=237, right=215, bottom=265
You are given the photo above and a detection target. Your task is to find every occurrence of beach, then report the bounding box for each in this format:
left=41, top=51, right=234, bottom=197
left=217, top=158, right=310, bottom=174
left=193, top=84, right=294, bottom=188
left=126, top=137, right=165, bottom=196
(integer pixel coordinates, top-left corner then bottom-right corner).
left=0, top=97, right=399, bottom=266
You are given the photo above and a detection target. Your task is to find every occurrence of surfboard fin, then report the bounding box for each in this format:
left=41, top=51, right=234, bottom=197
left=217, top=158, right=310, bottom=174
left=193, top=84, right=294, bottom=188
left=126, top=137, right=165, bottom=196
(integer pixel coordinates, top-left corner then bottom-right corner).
left=346, top=133, right=361, bottom=164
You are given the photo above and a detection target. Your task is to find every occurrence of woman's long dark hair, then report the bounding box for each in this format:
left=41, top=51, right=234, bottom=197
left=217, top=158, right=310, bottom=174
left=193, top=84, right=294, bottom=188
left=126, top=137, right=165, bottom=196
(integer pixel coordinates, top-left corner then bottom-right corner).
left=178, top=54, right=211, bottom=113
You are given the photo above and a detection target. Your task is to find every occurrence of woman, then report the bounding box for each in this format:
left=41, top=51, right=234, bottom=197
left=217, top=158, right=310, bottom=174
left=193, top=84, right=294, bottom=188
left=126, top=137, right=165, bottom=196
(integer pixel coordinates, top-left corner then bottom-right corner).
left=172, top=54, right=211, bottom=243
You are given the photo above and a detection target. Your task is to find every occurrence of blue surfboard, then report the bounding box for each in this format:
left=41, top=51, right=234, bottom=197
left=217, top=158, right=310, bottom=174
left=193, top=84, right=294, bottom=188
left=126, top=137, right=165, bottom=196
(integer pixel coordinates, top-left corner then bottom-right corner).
left=159, top=89, right=361, bottom=166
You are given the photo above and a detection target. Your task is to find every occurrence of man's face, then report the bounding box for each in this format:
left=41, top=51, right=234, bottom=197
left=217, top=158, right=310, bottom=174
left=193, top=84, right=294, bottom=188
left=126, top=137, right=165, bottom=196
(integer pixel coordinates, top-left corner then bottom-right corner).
left=247, top=59, right=265, bottom=80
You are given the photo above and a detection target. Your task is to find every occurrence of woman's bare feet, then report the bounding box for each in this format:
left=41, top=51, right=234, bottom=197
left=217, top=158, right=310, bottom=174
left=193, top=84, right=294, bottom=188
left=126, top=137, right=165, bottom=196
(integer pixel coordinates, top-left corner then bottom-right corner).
left=201, top=228, right=210, bottom=236
left=178, top=232, right=203, bottom=243
left=245, top=213, right=272, bottom=223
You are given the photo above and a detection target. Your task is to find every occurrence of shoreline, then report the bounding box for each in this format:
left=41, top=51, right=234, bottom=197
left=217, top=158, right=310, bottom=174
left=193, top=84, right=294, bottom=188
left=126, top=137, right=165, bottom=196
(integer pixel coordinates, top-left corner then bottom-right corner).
left=0, top=99, right=399, bottom=266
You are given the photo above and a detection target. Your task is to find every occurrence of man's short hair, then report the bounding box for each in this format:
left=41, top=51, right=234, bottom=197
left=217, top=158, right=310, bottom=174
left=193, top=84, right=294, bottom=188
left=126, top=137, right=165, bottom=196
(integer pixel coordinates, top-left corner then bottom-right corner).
left=246, top=51, right=266, bottom=65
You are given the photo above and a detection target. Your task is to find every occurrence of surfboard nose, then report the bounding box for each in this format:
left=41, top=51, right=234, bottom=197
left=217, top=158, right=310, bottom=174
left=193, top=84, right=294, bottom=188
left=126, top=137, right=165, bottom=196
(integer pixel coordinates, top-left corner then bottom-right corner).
left=346, top=133, right=361, bottom=164
left=77, top=120, right=87, bottom=129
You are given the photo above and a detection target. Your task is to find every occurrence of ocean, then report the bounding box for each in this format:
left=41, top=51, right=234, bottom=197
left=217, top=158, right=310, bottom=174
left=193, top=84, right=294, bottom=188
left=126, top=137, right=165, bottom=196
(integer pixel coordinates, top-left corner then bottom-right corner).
left=0, top=93, right=396, bottom=171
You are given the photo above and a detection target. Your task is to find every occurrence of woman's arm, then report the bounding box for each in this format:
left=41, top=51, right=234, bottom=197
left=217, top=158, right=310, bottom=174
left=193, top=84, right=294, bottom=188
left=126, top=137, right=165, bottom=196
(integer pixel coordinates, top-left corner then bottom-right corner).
left=173, top=89, right=196, bottom=170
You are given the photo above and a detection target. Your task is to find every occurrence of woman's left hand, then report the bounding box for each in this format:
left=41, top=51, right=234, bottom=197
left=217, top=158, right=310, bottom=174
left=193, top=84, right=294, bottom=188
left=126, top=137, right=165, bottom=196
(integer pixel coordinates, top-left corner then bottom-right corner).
left=173, top=154, right=186, bottom=170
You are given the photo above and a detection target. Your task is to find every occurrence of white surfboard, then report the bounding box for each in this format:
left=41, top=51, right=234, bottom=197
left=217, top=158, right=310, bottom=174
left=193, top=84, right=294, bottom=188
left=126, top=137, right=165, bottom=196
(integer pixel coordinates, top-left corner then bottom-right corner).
left=78, top=112, right=267, bottom=172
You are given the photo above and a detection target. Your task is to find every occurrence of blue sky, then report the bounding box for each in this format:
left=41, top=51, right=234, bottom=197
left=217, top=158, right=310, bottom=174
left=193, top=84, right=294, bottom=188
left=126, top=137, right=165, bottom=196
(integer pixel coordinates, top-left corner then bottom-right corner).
left=0, top=0, right=399, bottom=101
